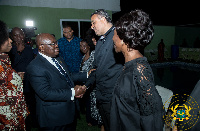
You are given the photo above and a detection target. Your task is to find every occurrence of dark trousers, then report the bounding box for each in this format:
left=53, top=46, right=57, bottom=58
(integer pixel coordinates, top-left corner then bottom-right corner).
left=97, top=102, right=111, bottom=131
left=24, top=92, right=39, bottom=130
left=39, top=100, right=79, bottom=131
left=39, top=119, right=77, bottom=131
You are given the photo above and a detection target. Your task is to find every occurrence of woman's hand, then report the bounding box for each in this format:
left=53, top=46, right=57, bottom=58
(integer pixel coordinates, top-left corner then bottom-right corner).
left=18, top=72, right=25, bottom=80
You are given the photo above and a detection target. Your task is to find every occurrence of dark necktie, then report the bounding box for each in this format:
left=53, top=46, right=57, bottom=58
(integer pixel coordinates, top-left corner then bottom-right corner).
left=52, top=58, right=73, bottom=87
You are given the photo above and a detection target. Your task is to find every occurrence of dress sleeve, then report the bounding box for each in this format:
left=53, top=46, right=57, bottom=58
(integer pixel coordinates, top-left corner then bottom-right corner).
left=135, top=62, right=156, bottom=116
left=88, top=51, right=95, bottom=70
left=135, top=62, right=164, bottom=131
left=84, top=51, right=96, bottom=88
left=135, top=61, right=165, bottom=131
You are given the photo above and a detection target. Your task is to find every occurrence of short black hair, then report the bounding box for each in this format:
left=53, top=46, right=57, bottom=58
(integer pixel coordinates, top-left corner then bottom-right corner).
left=0, top=20, right=9, bottom=47
left=86, top=28, right=99, bottom=41
left=63, top=24, right=72, bottom=29
left=115, top=9, right=154, bottom=50
left=91, top=9, right=112, bottom=23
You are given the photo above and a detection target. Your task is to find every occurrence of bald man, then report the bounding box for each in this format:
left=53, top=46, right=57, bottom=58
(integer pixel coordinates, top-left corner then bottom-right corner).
left=26, top=33, right=87, bottom=131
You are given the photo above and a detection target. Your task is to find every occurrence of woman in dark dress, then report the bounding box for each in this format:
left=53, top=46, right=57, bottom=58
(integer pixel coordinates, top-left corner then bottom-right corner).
left=110, top=9, right=165, bottom=131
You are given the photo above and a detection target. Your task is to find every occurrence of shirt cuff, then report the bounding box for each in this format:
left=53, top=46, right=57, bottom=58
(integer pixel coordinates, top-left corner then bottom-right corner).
left=83, top=85, right=89, bottom=89
left=71, top=88, right=75, bottom=100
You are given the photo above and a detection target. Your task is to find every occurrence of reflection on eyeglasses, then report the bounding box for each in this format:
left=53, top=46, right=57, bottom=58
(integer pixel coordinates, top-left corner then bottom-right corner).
left=41, top=41, right=58, bottom=46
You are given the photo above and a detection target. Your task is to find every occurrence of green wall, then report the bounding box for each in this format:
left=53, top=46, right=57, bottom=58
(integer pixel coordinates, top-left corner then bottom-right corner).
left=0, top=5, right=112, bottom=39
left=175, top=26, right=200, bottom=47
left=147, top=25, right=175, bottom=51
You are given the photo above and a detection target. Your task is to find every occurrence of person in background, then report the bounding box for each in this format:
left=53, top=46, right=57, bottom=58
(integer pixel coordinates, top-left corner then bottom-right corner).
left=9, top=27, right=34, bottom=97
left=158, top=39, right=165, bottom=62
left=9, top=27, right=35, bottom=129
left=82, top=9, right=124, bottom=131
left=110, top=9, right=165, bottom=131
left=85, top=28, right=99, bottom=46
left=79, top=38, right=96, bottom=126
left=57, top=25, right=83, bottom=73
left=26, top=33, right=87, bottom=131
left=25, top=37, right=38, bottom=58
left=0, top=20, right=29, bottom=130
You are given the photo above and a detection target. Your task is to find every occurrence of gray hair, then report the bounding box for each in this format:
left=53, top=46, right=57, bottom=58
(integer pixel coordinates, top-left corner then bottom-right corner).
left=91, top=9, right=112, bottom=23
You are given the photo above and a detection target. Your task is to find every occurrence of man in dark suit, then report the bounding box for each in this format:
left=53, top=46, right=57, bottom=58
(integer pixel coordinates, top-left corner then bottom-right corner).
left=82, top=9, right=124, bottom=131
left=26, top=33, right=87, bottom=131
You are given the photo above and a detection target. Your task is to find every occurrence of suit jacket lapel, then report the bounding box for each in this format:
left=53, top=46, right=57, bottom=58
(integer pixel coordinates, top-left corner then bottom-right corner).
left=37, top=55, right=72, bottom=86
left=37, top=55, right=59, bottom=75
left=55, top=56, right=74, bottom=87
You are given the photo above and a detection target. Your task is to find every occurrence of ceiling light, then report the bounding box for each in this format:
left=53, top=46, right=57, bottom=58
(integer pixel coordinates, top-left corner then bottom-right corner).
left=26, top=20, right=33, bottom=27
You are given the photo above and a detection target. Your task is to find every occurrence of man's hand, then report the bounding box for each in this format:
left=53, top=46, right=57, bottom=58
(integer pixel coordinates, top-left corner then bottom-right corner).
left=74, top=85, right=87, bottom=98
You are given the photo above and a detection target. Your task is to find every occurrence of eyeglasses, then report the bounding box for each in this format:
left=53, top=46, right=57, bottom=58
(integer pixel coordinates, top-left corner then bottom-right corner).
left=41, top=41, right=58, bottom=46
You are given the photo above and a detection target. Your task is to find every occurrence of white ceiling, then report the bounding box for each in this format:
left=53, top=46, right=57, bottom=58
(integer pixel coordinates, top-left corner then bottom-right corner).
left=0, top=0, right=121, bottom=12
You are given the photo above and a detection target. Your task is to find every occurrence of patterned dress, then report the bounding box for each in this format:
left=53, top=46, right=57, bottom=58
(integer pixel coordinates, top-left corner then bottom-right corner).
left=80, top=50, right=103, bottom=126
left=0, top=53, right=29, bottom=131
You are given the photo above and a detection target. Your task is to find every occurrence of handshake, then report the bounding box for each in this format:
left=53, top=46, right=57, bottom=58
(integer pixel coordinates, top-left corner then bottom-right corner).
left=74, top=85, right=87, bottom=98
left=74, top=68, right=95, bottom=98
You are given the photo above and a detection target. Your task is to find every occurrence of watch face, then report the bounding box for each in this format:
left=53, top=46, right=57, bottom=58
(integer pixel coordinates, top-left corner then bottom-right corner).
left=164, top=94, right=199, bottom=130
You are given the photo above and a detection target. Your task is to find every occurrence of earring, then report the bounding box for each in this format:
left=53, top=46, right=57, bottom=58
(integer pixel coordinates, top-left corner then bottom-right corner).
left=121, top=40, right=124, bottom=45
